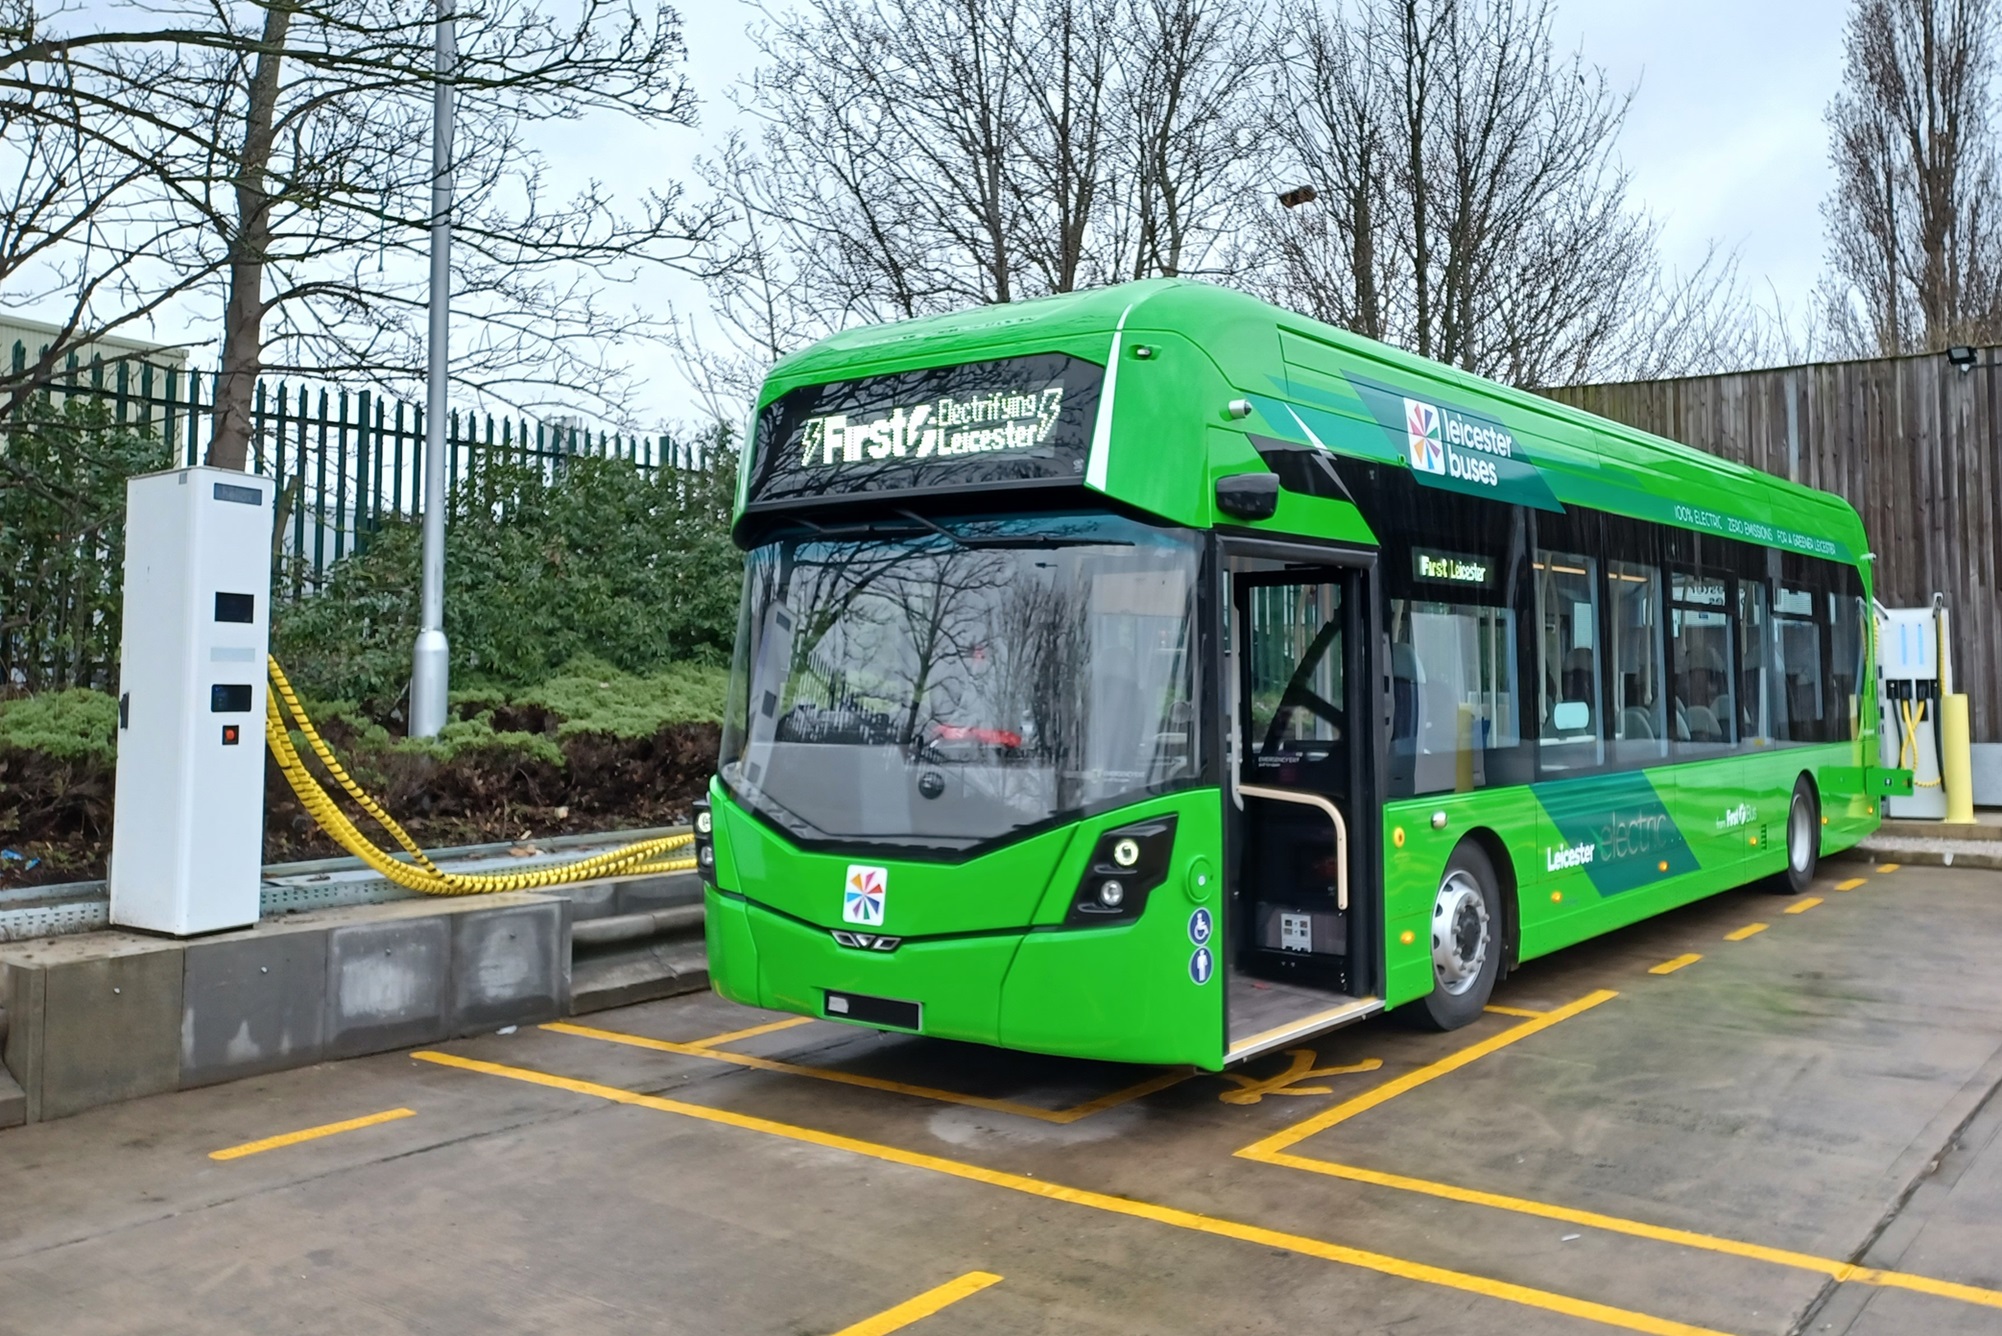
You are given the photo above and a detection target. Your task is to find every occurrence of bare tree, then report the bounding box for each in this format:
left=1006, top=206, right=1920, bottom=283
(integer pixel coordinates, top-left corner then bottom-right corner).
left=1248, top=0, right=1739, bottom=386
left=678, top=0, right=1265, bottom=415
left=0, top=0, right=214, bottom=413
left=3, top=0, right=718, bottom=470
left=1822, top=0, right=2002, bottom=353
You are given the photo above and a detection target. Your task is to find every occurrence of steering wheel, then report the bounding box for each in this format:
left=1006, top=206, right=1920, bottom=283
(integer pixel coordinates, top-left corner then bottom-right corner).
left=1260, top=683, right=1345, bottom=756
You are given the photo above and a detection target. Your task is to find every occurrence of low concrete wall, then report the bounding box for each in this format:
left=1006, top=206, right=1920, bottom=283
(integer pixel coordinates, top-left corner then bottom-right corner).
left=0, top=893, right=568, bottom=1123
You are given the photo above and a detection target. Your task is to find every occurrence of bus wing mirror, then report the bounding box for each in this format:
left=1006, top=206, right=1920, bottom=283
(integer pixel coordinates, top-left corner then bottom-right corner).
left=1216, top=472, right=1279, bottom=521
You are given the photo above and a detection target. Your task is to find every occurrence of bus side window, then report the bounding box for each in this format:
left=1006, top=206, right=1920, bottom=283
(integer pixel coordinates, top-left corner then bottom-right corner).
left=1608, top=560, right=1667, bottom=766
left=1771, top=578, right=1823, bottom=743
left=1737, top=578, right=1771, bottom=744
left=1535, top=549, right=1603, bottom=771
left=1671, top=569, right=1736, bottom=751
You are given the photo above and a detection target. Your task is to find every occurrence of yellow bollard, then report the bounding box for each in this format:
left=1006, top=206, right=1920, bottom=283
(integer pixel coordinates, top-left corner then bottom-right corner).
left=1942, top=693, right=1976, bottom=824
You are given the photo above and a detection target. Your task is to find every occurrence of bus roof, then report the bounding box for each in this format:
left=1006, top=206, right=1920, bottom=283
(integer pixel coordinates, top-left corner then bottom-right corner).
left=752, top=279, right=1868, bottom=568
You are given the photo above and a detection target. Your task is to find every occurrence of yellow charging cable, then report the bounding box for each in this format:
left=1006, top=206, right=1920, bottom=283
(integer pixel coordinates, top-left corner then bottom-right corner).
left=1896, top=696, right=1943, bottom=788
left=265, top=656, right=697, bottom=894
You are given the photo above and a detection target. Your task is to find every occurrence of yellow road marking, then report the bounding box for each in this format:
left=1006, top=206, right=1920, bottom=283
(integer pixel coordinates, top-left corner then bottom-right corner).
left=1835, top=878, right=1867, bottom=891
left=209, top=1108, right=414, bottom=1161
left=1483, top=1004, right=1547, bottom=1018
left=412, top=1050, right=1732, bottom=1336
left=686, top=1016, right=815, bottom=1049
left=1247, top=1153, right=2002, bottom=1312
left=1216, top=1049, right=1383, bottom=1105
left=1237, top=991, right=1617, bottom=1158
left=1648, top=954, right=1702, bottom=976
left=545, top=1020, right=1188, bottom=1124
left=833, top=1272, right=1002, bottom=1336
left=1783, top=897, right=1823, bottom=915
left=1877, top=863, right=1901, bottom=873
left=1724, top=923, right=1769, bottom=941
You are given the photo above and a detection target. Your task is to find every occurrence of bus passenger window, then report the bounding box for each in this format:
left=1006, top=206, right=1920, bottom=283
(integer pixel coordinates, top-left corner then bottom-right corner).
left=1535, top=550, right=1602, bottom=770
left=1671, top=571, right=1736, bottom=750
left=1737, top=579, right=1771, bottom=744
left=1388, top=598, right=1517, bottom=794
left=1608, top=562, right=1666, bottom=764
left=1771, top=581, right=1824, bottom=743
left=1829, top=588, right=1865, bottom=742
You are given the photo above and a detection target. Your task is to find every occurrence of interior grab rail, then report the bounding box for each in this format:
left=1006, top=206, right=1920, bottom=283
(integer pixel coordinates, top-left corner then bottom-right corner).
left=1237, top=784, right=1350, bottom=911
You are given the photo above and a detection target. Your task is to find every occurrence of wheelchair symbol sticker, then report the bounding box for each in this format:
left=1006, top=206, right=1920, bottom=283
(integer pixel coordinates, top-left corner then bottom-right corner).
left=1188, top=907, right=1212, bottom=946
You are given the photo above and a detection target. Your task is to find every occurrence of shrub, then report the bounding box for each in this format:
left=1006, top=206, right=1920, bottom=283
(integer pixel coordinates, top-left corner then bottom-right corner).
left=0, top=397, right=174, bottom=692
left=271, top=446, right=742, bottom=713
left=0, top=688, right=121, bottom=763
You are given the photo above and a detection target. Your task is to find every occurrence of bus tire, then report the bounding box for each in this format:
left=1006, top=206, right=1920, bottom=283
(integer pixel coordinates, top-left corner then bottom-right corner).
left=1771, top=777, right=1819, bottom=895
left=1418, top=842, right=1502, bottom=1030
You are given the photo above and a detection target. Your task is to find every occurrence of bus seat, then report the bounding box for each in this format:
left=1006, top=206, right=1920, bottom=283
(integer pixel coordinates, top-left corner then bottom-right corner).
left=1684, top=703, right=1722, bottom=741
left=1621, top=706, right=1655, bottom=740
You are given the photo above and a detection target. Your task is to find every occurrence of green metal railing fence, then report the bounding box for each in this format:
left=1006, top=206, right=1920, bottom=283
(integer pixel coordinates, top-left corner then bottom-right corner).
left=2, top=341, right=707, bottom=692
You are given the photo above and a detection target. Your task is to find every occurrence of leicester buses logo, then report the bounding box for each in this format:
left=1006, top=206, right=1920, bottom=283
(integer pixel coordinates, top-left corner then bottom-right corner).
left=843, top=865, right=888, bottom=925
left=1405, top=398, right=1445, bottom=474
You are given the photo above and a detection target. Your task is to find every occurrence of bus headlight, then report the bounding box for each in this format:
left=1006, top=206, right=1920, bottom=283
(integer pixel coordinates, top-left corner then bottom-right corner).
left=691, top=797, right=717, bottom=887
left=1066, top=817, right=1177, bottom=925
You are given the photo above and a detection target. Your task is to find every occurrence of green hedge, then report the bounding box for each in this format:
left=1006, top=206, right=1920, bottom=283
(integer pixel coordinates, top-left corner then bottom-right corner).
left=272, top=447, right=743, bottom=713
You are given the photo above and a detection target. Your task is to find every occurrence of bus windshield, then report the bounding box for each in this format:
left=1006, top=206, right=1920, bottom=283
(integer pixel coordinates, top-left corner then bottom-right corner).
left=721, top=512, right=1203, bottom=851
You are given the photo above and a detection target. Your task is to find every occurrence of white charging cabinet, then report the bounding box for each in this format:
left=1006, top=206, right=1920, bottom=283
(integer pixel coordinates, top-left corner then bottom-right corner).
left=109, top=466, right=275, bottom=935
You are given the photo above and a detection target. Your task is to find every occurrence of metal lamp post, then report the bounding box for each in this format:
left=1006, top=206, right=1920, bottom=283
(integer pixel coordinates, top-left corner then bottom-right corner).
left=410, top=0, right=455, bottom=738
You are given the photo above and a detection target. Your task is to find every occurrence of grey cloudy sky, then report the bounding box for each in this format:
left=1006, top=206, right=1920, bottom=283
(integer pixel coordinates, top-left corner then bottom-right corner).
left=611, top=0, right=1850, bottom=418
left=39, top=0, right=1849, bottom=420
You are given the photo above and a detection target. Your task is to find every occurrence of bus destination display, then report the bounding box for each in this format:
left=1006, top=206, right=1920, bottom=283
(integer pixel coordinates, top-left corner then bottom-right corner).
left=745, top=353, right=1103, bottom=507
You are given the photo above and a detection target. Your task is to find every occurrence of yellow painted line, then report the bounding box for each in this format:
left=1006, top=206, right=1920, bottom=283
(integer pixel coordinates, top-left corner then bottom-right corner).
left=1236, top=990, right=1617, bottom=1158
left=1248, top=1152, right=2002, bottom=1312
left=1648, top=954, right=1702, bottom=976
left=1724, top=923, right=1769, bottom=942
left=832, top=1272, right=1002, bottom=1336
left=1783, top=897, right=1823, bottom=915
left=1835, top=877, right=1867, bottom=891
left=1483, top=1004, right=1547, bottom=1019
left=412, top=1050, right=1732, bottom=1336
left=544, top=1020, right=1185, bottom=1124
left=209, top=1108, right=414, bottom=1161
left=685, top=1015, right=814, bottom=1049
left=1877, top=863, right=1901, bottom=873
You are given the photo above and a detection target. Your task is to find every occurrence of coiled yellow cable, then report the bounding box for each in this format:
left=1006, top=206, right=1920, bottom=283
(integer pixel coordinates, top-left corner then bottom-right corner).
left=1896, top=697, right=1942, bottom=788
left=265, top=655, right=697, bottom=894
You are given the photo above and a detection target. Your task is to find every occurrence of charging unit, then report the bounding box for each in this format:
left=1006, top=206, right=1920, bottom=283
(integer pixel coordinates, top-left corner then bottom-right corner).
left=1877, top=600, right=1946, bottom=820
left=109, top=466, right=274, bottom=935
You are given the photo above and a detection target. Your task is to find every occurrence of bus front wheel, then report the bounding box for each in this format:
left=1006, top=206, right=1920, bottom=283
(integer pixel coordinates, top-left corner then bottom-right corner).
left=1772, top=778, right=1819, bottom=895
left=1419, top=843, right=1501, bottom=1030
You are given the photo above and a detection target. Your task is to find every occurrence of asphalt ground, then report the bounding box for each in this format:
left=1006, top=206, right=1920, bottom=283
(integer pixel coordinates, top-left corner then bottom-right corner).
left=3, top=858, right=2001, bottom=1336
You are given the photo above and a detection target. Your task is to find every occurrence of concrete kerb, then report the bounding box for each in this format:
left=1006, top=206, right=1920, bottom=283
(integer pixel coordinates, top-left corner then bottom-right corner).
left=0, top=891, right=579, bottom=1124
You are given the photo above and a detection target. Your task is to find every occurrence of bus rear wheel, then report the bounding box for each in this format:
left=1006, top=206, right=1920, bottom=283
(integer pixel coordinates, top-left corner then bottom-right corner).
left=1419, top=843, right=1501, bottom=1030
left=1772, top=778, right=1819, bottom=895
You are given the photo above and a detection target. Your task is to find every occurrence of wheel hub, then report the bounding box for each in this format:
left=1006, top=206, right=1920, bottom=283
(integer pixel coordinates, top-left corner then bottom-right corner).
left=1431, top=871, right=1490, bottom=996
left=1789, top=794, right=1813, bottom=873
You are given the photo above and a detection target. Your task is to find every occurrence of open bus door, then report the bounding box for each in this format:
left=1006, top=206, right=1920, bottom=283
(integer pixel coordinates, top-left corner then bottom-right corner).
left=1223, top=545, right=1384, bottom=1062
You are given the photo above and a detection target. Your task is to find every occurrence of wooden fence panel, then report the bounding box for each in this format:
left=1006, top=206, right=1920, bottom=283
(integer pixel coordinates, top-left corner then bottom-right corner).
left=1542, top=346, right=2002, bottom=740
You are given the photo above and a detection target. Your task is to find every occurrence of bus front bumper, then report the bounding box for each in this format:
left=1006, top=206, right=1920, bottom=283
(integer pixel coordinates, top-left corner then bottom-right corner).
left=705, top=889, right=1225, bottom=1069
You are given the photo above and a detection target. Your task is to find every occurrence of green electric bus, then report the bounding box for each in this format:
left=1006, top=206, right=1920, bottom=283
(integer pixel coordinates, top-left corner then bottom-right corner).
left=692, top=279, right=1891, bottom=1069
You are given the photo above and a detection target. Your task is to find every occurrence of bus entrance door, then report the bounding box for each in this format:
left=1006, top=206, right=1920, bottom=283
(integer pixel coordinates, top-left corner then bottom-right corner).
left=1226, top=566, right=1379, bottom=1061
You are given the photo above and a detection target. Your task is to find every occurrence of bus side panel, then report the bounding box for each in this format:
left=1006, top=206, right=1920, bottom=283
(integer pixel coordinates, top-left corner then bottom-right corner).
left=1000, top=790, right=1226, bottom=1068
left=1381, top=788, right=1544, bottom=1010
left=1523, top=764, right=1741, bottom=959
